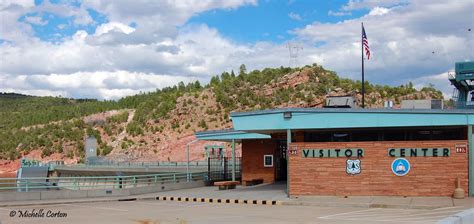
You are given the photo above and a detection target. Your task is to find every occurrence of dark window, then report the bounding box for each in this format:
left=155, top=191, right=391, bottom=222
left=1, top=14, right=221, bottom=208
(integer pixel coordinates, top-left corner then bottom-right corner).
left=410, top=130, right=431, bottom=141
left=352, top=131, right=379, bottom=141
left=384, top=130, right=406, bottom=141
left=304, top=132, right=332, bottom=142
left=333, top=133, right=350, bottom=142
left=263, top=155, right=273, bottom=167
left=431, top=129, right=463, bottom=140
left=303, top=127, right=465, bottom=142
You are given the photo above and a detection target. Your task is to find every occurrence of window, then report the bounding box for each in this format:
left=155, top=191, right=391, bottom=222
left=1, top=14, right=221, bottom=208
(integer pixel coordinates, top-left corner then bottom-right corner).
left=384, top=130, right=406, bottom=141
left=333, top=133, right=350, bottom=142
left=304, top=132, right=331, bottom=142
left=303, top=127, right=465, bottom=142
left=263, top=155, right=273, bottom=167
left=352, top=131, right=379, bottom=141
left=410, top=130, right=431, bottom=140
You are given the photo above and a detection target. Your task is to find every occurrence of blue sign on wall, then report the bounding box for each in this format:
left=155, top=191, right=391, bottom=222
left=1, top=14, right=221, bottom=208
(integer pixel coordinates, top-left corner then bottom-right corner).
left=391, top=158, right=410, bottom=176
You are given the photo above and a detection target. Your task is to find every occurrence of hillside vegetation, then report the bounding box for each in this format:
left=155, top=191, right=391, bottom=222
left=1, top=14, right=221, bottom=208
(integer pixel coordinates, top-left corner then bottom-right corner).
left=0, top=64, right=444, bottom=162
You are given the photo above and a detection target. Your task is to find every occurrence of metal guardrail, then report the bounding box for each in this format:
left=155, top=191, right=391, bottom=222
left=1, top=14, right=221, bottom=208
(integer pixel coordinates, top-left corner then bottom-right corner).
left=0, top=172, right=207, bottom=192
left=448, top=71, right=456, bottom=80
left=454, top=101, right=474, bottom=109
left=48, top=161, right=209, bottom=170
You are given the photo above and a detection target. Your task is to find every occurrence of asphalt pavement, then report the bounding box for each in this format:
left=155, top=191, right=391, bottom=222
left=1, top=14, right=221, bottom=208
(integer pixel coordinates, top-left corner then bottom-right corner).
left=0, top=199, right=470, bottom=224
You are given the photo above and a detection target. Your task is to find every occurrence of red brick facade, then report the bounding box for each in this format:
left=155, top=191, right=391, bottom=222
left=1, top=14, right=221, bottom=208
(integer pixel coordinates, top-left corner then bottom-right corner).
left=241, top=139, right=276, bottom=183
left=288, top=140, right=469, bottom=197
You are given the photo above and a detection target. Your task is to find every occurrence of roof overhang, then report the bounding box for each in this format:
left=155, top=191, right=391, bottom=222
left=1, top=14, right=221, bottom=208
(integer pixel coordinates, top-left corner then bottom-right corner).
left=195, top=129, right=271, bottom=142
left=231, top=108, right=474, bottom=132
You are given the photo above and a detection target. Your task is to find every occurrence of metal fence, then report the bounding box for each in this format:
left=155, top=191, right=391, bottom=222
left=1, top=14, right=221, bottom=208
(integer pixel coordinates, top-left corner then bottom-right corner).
left=0, top=172, right=207, bottom=192
left=207, top=157, right=241, bottom=182
left=454, top=101, right=474, bottom=109
left=50, top=161, right=208, bottom=170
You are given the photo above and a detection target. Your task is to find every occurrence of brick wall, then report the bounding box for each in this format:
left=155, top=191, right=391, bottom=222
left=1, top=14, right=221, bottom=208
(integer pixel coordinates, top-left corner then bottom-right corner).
left=289, top=140, right=469, bottom=197
left=242, top=139, right=276, bottom=183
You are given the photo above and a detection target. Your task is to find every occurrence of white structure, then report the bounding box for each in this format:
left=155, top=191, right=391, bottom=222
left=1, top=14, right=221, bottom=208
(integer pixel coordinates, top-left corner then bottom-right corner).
left=287, top=42, right=303, bottom=68
left=401, top=99, right=443, bottom=109
left=325, top=95, right=356, bottom=108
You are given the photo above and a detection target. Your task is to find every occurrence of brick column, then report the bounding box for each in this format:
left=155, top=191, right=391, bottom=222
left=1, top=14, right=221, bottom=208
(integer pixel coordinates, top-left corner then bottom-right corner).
left=469, top=125, right=473, bottom=197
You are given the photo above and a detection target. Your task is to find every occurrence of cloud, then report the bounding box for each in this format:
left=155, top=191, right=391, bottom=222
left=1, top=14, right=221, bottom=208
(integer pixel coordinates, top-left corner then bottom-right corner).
left=0, top=22, right=250, bottom=78
left=35, top=0, right=94, bottom=26
left=81, top=0, right=258, bottom=44
left=0, top=0, right=35, bottom=42
left=288, top=12, right=302, bottom=21
left=0, top=0, right=94, bottom=43
left=368, top=7, right=390, bottom=16
left=0, top=0, right=472, bottom=100
left=94, top=22, right=136, bottom=36
left=24, top=15, right=48, bottom=25
left=328, top=10, right=352, bottom=17
left=0, top=0, right=34, bottom=9
left=411, top=71, right=453, bottom=98
left=341, top=0, right=408, bottom=11
left=0, top=71, right=200, bottom=100
left=292, top=0, right=473, bottom=88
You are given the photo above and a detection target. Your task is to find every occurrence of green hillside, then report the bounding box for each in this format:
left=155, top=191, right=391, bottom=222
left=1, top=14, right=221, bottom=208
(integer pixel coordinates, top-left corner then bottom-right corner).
left=0, top=64, right=444, bottom=161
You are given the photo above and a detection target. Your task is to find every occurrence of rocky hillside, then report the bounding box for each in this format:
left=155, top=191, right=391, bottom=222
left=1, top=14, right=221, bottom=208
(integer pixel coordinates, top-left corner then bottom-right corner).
left=0, top=64, right=444, bottom=173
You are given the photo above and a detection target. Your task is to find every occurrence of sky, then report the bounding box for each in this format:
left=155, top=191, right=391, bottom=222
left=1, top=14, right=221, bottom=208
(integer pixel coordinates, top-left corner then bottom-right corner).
left=0, top=0, right=473, bottom=100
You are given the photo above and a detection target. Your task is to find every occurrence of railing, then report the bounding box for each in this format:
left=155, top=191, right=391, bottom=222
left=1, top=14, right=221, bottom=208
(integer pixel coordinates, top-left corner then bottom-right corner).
left=50, top=161, right=208, bottom=170
left=454, top=101, right=474, bottom=109
left=448, top=71, right=456, bottom=80
left=208, top=157, right=242, bottom=182
left=0, top=172, right=207, bottom=192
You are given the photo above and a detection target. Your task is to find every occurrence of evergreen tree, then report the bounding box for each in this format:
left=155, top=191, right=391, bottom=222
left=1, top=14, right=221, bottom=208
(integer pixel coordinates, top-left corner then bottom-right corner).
left=239, top=64, right=247, bottom=75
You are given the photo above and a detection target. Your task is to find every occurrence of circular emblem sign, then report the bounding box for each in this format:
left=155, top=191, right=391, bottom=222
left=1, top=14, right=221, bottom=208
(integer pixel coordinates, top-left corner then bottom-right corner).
left=391, top=158, right=410, bottom=176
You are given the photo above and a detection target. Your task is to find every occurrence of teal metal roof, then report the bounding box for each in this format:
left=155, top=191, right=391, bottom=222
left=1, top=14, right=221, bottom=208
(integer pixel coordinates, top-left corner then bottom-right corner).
left=195, top=129, right=271, bottom=142
left=455, top=61, right=474, bottom=76
left=230, top=108, right=474, bottom=131
left=231, top=108, right=474, bottom=116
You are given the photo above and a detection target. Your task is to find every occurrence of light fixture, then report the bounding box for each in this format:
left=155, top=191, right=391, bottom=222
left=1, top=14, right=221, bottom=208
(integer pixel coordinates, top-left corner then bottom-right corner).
left=283, top=112, right=292, bottom=119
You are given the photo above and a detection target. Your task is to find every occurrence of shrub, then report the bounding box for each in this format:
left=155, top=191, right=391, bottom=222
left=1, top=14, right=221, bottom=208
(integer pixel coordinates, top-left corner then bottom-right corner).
left=126, top=121, right=144, bottom=136
left=198, top=119, right=208, bottom=130
left=121, top=141, right=129, bottom=149
left=101, top=145, right=113, bottom=155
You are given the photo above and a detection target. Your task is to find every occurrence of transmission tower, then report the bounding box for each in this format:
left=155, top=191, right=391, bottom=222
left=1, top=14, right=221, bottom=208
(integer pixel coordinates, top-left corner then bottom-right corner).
left=287, top=42, right=303, bottom=68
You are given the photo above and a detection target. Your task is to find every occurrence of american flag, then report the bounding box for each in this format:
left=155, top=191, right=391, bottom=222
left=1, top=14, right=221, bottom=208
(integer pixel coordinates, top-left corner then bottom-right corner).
left=362, top=25, right=371, bottom=60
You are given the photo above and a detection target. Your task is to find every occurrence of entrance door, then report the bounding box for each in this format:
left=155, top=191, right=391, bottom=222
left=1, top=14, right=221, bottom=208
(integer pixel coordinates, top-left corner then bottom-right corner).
left=275, top=141, right=287, bottom=181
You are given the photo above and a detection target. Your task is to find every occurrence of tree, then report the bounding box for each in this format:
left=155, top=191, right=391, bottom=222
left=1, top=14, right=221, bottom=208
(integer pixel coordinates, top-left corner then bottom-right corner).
left=221, top=72, right=231, bottom=81
left=210, top=76, right=220, bottom=86
left=194, top=80, right=202, bottom=89
left=239, top=64, right=247, bottom=75
left=178, top=81, right=186, bottom=92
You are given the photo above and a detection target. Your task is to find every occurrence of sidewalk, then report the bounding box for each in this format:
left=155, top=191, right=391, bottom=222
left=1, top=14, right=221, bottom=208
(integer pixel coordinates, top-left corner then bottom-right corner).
left=289, top=195, right=474, bottom=209
left=1, top=183, right=473, bottom=210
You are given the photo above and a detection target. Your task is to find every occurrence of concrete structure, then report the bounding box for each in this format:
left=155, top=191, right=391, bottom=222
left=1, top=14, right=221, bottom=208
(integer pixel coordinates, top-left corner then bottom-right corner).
left=196, top=108, right=474, bottom=198
left=85, top=136, right=98, bottom=163
left=53, top=166, right=207, bottom=176
left=450, top=61, right=474, bottom=109
left=0, top=180, right=205, bottom=202
left=439, top=208, right=474, bottom=224
left=325, top=95, right=356, bottom=108
left=401, top=99, right=444, bottom=109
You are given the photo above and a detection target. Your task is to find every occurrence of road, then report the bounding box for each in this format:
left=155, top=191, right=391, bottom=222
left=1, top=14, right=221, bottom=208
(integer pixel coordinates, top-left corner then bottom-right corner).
left=0, top=200, right=468, bottom=224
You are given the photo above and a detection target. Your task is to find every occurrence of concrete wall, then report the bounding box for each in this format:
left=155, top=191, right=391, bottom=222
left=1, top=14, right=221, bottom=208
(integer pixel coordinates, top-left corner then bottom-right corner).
left=438, top=208, right=474, bottom=224
left=401, top=99, right=444, bottom=109
left=0, top=181, right=205, bottom=202
left=241, top=139, right=277, bottom=183
left=289, top=140, right=468, bottom=196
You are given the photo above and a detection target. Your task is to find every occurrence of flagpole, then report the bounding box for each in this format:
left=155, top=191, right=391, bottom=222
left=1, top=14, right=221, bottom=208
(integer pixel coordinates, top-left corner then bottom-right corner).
left=361, top=22, right=365, bottom=109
